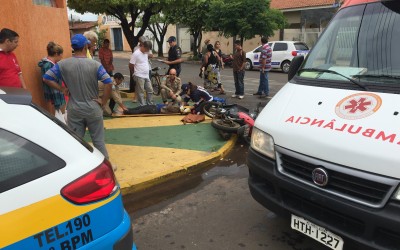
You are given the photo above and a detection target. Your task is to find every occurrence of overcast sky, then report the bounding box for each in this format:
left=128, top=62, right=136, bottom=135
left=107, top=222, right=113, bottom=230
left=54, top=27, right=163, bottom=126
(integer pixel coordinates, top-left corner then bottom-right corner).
left=67, top=8, right=98, bottom=21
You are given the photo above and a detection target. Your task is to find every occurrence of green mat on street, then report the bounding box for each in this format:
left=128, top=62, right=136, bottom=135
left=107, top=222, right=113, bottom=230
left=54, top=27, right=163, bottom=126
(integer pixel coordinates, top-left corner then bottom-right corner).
left=84, top=123, right=226, bottom=152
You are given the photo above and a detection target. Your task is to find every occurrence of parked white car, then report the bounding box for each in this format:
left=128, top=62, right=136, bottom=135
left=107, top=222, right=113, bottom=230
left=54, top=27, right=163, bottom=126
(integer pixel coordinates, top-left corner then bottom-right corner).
left=245, top=41, right=309, bottom=73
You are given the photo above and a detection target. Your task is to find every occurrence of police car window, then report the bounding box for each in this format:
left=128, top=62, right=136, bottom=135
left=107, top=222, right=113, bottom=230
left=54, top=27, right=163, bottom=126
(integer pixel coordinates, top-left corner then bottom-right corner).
left=294, top=43, right=309, bottom=50
left=0, top=129, right=65, bottom=193
left=254, top=46, right=262, bottom=53
left=273, top=43, right=288, bottom=51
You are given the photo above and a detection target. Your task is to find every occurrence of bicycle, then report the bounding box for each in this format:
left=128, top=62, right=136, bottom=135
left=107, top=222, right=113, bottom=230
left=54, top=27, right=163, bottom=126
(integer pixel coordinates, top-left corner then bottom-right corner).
left=150, top=67, right=166, bottom=96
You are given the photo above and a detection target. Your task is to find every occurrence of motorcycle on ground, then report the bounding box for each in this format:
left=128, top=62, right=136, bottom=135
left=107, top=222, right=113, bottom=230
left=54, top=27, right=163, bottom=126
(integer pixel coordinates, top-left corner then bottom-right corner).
left=201, top=101, right=261, bottom=143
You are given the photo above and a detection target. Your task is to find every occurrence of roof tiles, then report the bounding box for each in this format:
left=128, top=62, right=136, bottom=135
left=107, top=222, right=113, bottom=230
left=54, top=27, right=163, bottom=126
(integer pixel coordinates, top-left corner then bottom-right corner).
left=271, top=0, right=335, bottom=10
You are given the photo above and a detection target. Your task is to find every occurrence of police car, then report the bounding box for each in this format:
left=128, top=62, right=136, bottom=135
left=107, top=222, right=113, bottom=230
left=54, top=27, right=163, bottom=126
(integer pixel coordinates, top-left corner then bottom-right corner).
left=245, top=41, right=309, bottom=73
left=0, top=87, right=136, bottom=250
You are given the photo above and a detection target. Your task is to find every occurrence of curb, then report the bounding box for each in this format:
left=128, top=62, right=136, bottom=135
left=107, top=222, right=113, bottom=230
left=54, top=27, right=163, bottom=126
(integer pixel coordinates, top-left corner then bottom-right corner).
left=120, top=135, right=237, bottom=196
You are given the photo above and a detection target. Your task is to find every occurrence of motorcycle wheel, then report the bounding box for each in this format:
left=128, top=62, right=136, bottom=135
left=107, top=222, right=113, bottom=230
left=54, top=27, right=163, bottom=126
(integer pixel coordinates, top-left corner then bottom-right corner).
left=211, top=119, right=241, bottom=133
left=201, top=101, right=222, bottom=118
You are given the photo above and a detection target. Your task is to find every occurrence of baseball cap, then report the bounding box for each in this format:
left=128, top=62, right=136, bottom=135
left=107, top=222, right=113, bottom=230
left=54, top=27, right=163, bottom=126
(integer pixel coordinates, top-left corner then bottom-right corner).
left=167, top=36, right=176, bottom=43
left=181, top=83, right=189, bottom=92
left=71, top=34, right=90, bottom=49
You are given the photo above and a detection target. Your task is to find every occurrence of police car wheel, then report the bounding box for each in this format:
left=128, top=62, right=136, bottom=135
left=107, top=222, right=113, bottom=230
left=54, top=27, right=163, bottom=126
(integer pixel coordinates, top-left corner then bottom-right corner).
left=245, top=59, right=253, bottom=70
left=281, top=60, right=291, bottom=73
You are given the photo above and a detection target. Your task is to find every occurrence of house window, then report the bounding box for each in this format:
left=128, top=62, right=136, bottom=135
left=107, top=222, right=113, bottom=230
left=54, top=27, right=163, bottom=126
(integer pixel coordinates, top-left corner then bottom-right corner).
left=32, top=0, right=57, bottom=7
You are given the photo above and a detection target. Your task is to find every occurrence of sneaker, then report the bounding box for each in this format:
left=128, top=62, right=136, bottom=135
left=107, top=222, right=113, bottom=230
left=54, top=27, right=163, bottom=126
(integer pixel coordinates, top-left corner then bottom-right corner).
left=253, top=92, right=262, bottom=95
left=232, top=94, right=238, bottom=98
left=238, top=95, right=244, bottom=99
left=260, top=93, right=269, bottom=98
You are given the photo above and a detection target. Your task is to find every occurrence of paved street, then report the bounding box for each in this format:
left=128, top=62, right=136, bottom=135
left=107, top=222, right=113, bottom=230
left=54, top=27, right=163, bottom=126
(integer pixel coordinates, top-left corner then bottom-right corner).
left=110, top=55, right=330, bottom=249
left=127, top=145, right=328, bottom=250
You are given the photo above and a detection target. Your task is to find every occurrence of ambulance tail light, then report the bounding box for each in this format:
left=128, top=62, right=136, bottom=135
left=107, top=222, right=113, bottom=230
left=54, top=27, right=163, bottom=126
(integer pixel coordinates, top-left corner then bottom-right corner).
left=292, top=51, right=298, bottom=56
left=61, top=159, right=118, bottom=204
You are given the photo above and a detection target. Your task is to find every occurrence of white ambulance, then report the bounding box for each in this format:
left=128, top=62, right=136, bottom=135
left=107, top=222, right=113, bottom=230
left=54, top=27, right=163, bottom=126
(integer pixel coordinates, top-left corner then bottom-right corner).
left=248, top=0, right=400, bottom=249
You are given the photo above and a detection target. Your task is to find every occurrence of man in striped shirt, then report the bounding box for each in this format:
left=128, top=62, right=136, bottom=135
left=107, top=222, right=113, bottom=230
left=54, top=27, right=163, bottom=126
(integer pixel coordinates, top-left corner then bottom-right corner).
left=254, top=37, right=272, bottom=97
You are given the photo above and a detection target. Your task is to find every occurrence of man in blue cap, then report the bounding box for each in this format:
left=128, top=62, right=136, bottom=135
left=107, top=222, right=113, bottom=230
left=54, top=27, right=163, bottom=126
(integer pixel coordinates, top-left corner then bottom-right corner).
left=162, top=36, right=183, bottom=77
left=43, top=34, right=113, bottom=161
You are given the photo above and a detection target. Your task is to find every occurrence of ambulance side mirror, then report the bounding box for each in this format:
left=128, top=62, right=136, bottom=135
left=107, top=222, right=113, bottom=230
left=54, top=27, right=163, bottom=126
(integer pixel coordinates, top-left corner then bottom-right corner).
left=288, top=56, right=304, bottom=81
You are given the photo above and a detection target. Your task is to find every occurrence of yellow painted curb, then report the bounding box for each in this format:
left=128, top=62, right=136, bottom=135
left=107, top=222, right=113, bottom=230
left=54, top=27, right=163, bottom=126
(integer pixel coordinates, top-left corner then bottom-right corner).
left=120, top=135, right=237, bottom=196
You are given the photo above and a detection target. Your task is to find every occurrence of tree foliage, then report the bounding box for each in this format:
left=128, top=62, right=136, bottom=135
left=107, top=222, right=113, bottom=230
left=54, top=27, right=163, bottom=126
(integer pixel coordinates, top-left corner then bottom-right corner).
left=167, top=1, right=210, bottom=56
left=207, top=0, right=286, bottom=44
left=68, top=0, right=191, bottom=51
left=147, top=13, right=173, bottom=57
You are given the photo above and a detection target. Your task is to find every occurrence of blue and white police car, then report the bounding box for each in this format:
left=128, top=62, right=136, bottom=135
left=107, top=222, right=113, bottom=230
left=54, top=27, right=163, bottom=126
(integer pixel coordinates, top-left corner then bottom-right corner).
left=245, top=41, right=309, bottom=73
left=0, top=87, right=136, bottom=250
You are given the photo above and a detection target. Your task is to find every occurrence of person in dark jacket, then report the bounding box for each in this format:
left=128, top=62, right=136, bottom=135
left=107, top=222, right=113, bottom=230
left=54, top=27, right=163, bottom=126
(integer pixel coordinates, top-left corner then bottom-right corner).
left=181, top=82, right=213, bottom=114
left=162, top=36, right=183, bottom=76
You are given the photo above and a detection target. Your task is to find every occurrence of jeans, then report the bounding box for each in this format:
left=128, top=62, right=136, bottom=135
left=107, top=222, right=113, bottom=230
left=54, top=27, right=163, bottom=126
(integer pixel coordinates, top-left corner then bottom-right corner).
left=134, top=75, right=153, bottom=106
left=257, top=71, right=269, bottom=95
left=67, top=108, right=109, bottom=159
left=233, top=70, right=245, bottom=95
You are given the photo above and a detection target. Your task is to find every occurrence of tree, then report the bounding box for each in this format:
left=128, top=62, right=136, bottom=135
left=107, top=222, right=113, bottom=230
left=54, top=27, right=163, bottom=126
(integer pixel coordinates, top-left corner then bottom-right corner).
left=208, top=0, right=286, bottom=44
left=168, top=1, right=209, bottom=56
left=147, top=13, right=172, bottom=57
left=68, top=0, right=191, bottom=51
left=96, top=28, right=107, bottom=48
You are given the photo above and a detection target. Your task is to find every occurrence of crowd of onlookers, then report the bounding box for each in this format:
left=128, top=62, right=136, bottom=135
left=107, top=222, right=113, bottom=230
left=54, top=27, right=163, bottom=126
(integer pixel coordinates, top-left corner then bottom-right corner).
left=0, top=27, right=273, bottom=169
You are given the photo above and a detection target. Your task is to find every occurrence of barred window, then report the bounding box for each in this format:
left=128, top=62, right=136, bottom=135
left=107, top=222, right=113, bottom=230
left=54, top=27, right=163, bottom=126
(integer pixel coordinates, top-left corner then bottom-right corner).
left=32, top=0, right=57, bottom=7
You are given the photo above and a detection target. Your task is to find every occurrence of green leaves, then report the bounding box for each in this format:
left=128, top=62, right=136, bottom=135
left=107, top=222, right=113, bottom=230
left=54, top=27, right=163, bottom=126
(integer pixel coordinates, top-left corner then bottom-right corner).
left=207, top=0, right=286, bottom=41
left=67, top=0, right=285, bottom=50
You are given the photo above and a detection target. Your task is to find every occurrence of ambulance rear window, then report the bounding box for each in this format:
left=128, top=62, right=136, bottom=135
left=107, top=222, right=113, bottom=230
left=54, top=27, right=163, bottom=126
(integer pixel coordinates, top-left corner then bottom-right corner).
left=0, top=129, right=65, bottom=193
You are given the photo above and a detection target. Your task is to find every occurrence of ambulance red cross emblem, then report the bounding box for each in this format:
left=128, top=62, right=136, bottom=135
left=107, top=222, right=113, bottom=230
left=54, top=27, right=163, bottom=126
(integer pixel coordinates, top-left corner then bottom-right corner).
left=335, top=93, right=382, bottom=120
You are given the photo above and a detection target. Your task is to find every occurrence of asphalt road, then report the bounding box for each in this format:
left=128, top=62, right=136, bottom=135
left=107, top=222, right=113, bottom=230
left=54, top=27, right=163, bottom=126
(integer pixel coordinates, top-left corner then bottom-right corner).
left=111, top=56, right=289, bottom=112
left=127, top=145, right=328, bottom=250
left=113, top=56, right=329, bottom=249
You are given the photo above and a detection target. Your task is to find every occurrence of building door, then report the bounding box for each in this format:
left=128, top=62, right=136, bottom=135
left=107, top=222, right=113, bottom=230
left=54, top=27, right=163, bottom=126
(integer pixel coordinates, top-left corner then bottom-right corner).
left=178, top=28, right=191, bottom=53
left=112, top=28, right=123, bottom=51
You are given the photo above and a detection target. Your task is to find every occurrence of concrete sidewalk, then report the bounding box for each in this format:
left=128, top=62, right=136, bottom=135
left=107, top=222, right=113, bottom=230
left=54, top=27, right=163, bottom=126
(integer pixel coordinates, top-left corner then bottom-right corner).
left=86, top=110, right=236, bottom=195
